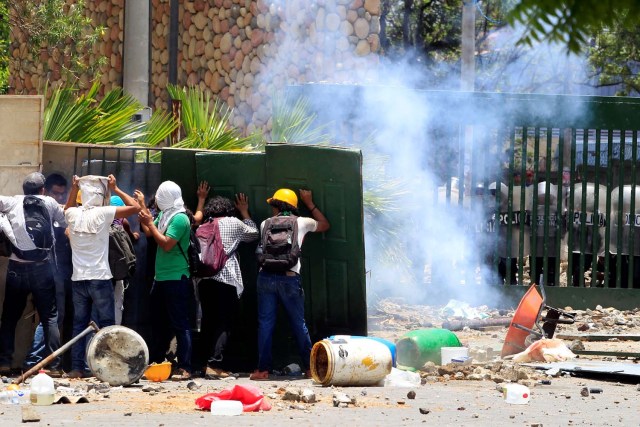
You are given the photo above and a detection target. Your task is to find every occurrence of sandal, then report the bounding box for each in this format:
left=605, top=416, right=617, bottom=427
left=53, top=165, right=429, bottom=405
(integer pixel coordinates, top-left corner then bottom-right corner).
left=249, top=369, right=269, bottom=381
left=171, top=368, right=192, bottom=381
left=205, top=367, right=231, bottom=379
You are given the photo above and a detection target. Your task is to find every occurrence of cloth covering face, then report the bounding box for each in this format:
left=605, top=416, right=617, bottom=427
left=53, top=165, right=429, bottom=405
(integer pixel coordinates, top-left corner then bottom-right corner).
left=155, top=181, right=186, bottom=234
left=71, top=176, right=111, bottom=234
left=79, top=176, right=110, bottom=208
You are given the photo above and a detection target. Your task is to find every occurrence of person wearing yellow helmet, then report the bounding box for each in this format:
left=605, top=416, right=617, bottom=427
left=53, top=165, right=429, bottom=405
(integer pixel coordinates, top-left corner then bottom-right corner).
left=250, top=188, right=329, bottom=381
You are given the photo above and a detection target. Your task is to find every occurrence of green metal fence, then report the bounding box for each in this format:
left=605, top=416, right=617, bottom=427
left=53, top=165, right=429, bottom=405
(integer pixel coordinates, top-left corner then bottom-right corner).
left=288, top=84, right=640, bottom=308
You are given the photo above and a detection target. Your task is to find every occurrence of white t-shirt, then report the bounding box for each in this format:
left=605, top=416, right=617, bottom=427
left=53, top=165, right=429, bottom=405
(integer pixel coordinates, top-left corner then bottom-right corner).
left=65, top=206, right=117, bottom=281
left=259, top=216, right=317, bottom=274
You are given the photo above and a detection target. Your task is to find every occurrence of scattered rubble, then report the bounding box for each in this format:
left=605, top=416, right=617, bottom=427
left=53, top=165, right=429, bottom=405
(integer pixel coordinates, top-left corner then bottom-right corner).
left=282, top=388, right=301, bottom=402
left=332, top=392, right=356, bottom=408
left=300, top=389, right=316, bottom=403
left=21, top=406, right=40, bottom=423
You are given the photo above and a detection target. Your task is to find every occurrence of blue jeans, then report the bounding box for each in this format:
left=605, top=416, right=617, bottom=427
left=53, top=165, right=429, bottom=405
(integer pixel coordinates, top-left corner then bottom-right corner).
left=150, top=276, right=192, bottom=371
left=0, top=261, right=60, bottom=369
left=257, top=271, right=312, bottom=371
left=71, top=280, right=115, bottom=371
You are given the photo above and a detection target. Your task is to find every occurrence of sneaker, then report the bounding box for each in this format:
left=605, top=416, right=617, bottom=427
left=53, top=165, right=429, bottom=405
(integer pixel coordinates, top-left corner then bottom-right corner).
left=171, top=368, right=191, bottom=381
left=42, top=368, right=64, bottom=378
left=205, top=367, right=230, bottom=379
left=249, top=369, right=269, bottom=381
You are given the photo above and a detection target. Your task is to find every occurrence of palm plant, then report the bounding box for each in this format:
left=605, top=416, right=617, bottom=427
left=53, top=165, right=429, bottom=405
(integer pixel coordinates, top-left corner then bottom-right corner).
left=43, top=81, right=177, bottom=146
left=166, top=84, right=261, bottom=151
left=270, top=92, right=330, bottom=144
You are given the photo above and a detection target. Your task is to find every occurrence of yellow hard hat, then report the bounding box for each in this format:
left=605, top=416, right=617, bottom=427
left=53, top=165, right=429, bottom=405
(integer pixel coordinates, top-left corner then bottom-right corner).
left=267, top=188, right=298, bottom=208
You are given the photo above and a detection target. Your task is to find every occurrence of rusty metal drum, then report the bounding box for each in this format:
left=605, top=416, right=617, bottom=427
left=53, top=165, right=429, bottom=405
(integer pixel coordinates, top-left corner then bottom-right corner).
left=310, top=336, right=392, bottom=386
left=86, top=325, right=149, bottom=386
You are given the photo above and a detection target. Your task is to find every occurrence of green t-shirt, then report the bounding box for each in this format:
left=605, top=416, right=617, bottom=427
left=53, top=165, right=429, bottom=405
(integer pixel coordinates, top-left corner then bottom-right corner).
left=154, top=212, right=191, bottom=281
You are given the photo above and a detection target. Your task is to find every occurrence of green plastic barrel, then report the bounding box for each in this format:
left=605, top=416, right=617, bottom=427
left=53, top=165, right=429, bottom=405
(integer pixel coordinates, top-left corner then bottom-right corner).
left=396, top=329, right=461, bottom=369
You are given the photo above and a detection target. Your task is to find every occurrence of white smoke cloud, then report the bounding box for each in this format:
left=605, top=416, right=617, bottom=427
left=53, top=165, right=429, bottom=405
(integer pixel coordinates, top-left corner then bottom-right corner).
left=254, top=3, right=593, bottom=307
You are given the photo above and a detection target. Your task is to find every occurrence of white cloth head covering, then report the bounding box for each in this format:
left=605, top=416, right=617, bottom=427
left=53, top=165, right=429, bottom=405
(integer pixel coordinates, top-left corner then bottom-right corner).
left=68, top=175, right=111, bottom=234
left=79, top=176, right=110, bottom=208
left=155, top=181, right=186, bottom=233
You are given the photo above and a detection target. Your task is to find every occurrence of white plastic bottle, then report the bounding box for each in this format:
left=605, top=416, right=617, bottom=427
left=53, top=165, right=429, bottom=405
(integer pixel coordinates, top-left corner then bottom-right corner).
left=210, top=400, right=243, bottom=416
left=30, top=370, right=55, bottom=406
left=502, top=383, right=530, bottom=404
left=0, top=389, right=30, bottom=405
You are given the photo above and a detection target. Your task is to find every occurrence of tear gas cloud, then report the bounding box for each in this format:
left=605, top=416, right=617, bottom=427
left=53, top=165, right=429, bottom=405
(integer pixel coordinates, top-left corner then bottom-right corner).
left=255, top=2, right=592, bottom=307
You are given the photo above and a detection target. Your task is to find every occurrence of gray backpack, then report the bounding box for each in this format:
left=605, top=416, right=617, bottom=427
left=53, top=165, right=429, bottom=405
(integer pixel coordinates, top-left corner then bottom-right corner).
left=258, top=215, right=301, bottom=272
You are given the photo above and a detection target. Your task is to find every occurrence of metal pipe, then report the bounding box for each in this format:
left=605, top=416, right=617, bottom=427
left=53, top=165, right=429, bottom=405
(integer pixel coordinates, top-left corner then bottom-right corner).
left=13, top=321, right=100, bottom=385
left=441, top=317, right=512, bottom=331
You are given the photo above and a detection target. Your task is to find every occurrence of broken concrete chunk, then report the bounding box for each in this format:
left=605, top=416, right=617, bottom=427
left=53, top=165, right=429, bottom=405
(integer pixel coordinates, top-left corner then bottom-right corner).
left=300, top=389, right=316, bottom=403
left=332, top=392, right=355, bottom=407
left=186, top=381, right=201, bottom=390
left=569, top=340, right=585, bottom=352
left=545, top=368, right=561, bottom=377
left=21, top=406, right=41, bottom=423
left=282, top=388, right=301, bottom=402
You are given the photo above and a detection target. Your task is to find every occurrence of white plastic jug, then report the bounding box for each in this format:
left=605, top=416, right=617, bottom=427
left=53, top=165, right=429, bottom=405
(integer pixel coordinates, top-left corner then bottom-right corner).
left=30, top=370, right=55, bottom=406
left=502, top=383, right=530, bottom=405
left=210, top=400, right=243, bottom=416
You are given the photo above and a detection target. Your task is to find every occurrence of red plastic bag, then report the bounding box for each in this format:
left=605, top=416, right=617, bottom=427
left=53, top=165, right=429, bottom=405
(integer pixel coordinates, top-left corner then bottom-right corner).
left=195, top=384, right=272, bottom=412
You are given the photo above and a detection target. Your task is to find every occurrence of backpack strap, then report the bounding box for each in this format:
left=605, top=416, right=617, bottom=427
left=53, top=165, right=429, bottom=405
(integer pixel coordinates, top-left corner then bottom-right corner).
left=172, top=212, right=192, bottom=265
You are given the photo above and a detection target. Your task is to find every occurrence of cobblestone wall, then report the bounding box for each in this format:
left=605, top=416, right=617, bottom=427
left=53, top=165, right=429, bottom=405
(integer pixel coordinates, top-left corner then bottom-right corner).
left=11, top=0, right=381, bottom=134
left=9, top=0, right=124, bottom=96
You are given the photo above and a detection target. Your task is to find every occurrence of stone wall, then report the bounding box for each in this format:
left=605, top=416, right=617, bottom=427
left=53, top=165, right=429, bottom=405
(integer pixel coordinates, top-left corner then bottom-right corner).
left=11, top=0, right=381, bottom=134
left=9, top=0, right=124, bottom=95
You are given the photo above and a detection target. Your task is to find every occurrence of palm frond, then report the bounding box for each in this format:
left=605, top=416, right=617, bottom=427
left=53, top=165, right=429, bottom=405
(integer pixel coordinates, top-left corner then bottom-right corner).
left=270, top=92, right=331, bottom=145
left=168, top=84, right=258, bottom=151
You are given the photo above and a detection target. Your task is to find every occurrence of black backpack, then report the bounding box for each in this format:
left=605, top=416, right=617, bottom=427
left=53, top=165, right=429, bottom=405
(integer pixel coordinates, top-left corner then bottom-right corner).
left=258, top=215, right=301, bottom=272
left=177, top=227, right=201, bottom=277
left=12, top=196, right=54, bottom=262
left=108, top=224, right=137, bottom=280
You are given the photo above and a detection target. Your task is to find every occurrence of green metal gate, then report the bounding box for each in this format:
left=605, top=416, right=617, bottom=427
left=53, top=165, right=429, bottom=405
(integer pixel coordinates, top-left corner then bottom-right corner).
left=161, top=143, right=365, bottom=370
left=287, top=84, right=640, bottom=310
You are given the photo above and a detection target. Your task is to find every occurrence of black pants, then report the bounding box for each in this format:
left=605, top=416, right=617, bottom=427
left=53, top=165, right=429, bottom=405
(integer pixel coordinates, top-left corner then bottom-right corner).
left=0, top=261, right=61, bottom=369
left=498, top=258, right=518, bottom=285
left=608, top=254, right=640, bottom=288
left=198, top=279, right=238, bottom=369
left=531, top=256, right=557, bottom=286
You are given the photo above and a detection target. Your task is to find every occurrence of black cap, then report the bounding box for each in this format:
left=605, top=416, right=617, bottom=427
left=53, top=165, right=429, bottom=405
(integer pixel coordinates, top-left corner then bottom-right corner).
left=22, top=172, right=46, bottom=195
